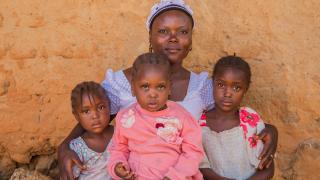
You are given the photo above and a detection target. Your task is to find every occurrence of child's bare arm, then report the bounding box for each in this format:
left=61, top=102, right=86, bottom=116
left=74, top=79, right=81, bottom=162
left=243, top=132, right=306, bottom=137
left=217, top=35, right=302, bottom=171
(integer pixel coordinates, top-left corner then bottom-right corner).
left=200, top=168, right=234, bottom=180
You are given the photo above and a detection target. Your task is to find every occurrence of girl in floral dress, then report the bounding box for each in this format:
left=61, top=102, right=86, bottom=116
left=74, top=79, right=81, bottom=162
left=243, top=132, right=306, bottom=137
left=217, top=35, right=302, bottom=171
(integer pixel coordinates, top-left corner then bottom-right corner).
left=107, top=53, right=204, bottom=180
left=69, top=81, right=114, bottom=179
left=200, top=56, right=274, bottom=180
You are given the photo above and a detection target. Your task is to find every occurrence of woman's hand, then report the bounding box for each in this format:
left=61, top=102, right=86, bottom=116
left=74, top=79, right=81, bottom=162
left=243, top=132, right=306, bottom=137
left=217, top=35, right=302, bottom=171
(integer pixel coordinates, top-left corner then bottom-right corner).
left=115, top=162, right=136, bottom=180
left=255, top=123, right=278, bottom=169
left=58, top=143, right=86, bottom=180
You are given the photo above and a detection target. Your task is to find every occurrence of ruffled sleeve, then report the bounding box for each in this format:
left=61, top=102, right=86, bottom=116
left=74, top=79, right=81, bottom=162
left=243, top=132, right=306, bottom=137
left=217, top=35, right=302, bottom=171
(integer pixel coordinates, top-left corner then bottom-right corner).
left=101, top=69, right=135, bottom=115
left=101, top=69, right=121, bottom=114
left=239, top=107, right=265, bottom=168
left=69, top=138, right=84, bottom=178
left=198, top=74, right=214, bottom=111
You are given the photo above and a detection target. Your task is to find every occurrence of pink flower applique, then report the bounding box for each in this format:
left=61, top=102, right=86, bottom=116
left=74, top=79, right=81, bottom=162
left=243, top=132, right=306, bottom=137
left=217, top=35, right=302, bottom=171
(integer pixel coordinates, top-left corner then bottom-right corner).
left=240, top=108, right=260, bottom=128
left=121, top=109, right=135, bottom=128
left=248, top=135, right=258, bottom=148
left=239, top=123, right=248, bottom=139
left=239, top=107, right=263, bottom=149
left=199, top=113, right=207, bottom=127
left=155, top=117, right=183, bottom=144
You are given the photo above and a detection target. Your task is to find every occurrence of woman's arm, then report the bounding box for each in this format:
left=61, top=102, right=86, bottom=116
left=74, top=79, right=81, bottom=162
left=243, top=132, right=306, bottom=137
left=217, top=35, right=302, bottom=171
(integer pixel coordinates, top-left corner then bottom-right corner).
left=248, top=161, right=275, bottom=180
left=58, top=123, right=86, bottom=180
left=256, top=123, right=278, bottom=169
left=200, top=168, right=233, bottom=180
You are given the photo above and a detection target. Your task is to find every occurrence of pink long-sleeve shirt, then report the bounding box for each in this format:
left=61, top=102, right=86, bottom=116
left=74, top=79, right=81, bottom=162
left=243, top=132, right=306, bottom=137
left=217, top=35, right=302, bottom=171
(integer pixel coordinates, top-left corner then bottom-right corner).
left=107, top=101, right=204, bottom=180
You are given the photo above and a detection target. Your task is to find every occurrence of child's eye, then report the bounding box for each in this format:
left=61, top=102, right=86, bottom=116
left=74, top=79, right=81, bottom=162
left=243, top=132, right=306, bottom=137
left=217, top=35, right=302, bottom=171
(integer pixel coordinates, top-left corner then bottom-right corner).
left=98, top=104, right=105, bottom=111
left=233, top=86, right=241, bottom=92
left=82, top=109, right=90, bottom=114
left=217, top=82, right=224, bottom=88
left=141, top=84, right=149, bottom=91
left=157, top=85, right=166, bottom=90
left=233, top=86, right=242, bottom=92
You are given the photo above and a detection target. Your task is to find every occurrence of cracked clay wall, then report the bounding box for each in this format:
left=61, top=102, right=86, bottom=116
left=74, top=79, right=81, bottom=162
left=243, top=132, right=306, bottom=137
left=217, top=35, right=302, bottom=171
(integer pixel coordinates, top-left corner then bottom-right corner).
left=0, top=0, right=319, bottom=179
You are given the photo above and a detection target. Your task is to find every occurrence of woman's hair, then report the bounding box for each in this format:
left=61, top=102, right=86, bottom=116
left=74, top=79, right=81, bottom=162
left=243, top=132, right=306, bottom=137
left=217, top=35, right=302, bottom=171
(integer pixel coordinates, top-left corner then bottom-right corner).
left=71, top=81, right=109, bottom=114
left=149, top=8, right=194, bottom=31
left=213, top=55, right=252, bottom=86
left=146, top=0, right=194, bottom=31
left=132, top=52, right=171, bottom=79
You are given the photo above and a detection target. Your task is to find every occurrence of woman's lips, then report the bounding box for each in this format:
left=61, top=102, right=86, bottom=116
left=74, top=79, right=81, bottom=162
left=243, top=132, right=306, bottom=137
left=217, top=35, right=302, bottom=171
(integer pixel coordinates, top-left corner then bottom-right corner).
left=165, top=48, right=181, bottom=53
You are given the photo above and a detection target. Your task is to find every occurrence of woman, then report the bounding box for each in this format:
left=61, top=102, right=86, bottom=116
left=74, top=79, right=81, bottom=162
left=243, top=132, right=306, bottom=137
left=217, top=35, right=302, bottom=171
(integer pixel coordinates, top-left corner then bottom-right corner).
left=58, top=1, right=278, bottom=179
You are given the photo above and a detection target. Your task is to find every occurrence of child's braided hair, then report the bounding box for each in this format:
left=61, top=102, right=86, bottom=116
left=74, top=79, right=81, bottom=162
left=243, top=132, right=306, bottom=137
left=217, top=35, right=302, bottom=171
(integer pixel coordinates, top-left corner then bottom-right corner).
left=132, top=52, right=171, bottom=79
left=213, top=55, right=252, bottom=87
left=70, top=81, right=109, bottom=114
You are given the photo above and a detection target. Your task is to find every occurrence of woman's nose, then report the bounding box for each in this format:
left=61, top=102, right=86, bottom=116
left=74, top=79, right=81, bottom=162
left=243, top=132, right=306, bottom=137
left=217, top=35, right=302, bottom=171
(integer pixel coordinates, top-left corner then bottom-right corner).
left=169, top=31, right=178, bottom=43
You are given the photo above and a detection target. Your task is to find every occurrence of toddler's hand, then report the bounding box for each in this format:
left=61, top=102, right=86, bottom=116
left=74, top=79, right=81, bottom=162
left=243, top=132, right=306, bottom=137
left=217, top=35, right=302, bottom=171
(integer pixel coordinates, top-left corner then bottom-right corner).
left=115, top=162, right=136, bottom=180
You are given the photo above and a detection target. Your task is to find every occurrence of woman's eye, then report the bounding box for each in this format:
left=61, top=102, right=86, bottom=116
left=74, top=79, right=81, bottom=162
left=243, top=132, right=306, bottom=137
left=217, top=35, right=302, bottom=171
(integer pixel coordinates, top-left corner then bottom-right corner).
left=158, top=29, right=168, bottom=34
left=180, top=30, right=188, bottom=34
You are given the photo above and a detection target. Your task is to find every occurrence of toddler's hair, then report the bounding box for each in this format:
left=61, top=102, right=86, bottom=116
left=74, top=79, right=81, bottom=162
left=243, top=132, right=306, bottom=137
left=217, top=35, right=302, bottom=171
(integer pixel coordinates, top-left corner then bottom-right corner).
left=213, top=55, right=251, bottom=86
left=132, top=52, right=171, bottom=79
left=71, top=81, right=109, bottom=114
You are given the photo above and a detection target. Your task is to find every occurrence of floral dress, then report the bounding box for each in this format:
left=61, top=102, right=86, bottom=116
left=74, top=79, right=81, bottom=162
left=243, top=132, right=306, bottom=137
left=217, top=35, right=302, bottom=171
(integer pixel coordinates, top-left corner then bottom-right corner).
left=69, top=137, right=111, bottom=180
left=200, top=107, right=265, bottom=180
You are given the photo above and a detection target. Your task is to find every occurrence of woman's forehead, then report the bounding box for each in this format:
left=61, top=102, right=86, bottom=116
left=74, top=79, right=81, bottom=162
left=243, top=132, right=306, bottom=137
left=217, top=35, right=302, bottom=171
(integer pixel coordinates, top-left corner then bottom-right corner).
left=152, top=9, right=193, bottom=27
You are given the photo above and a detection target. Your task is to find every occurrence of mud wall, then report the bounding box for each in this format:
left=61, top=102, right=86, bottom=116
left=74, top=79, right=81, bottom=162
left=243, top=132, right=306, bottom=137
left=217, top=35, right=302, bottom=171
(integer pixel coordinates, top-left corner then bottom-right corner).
left=0, top=0, right=319, bottom=179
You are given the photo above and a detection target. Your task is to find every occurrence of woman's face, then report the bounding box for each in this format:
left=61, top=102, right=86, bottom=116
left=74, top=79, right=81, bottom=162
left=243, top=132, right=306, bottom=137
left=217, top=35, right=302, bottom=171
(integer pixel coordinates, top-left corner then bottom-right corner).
left=150, top=10, right=193, bottom=65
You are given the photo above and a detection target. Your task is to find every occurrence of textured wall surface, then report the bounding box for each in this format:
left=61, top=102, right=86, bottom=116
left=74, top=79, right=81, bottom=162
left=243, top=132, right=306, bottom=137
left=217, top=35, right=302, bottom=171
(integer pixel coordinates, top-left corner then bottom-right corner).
left=0, top=0, right=319, bottom=179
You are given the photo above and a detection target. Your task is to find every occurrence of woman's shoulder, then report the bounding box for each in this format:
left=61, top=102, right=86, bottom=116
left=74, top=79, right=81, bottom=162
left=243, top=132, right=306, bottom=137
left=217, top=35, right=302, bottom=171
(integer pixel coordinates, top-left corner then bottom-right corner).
left=102, top=68, right=131, bottom=91
left=190, top=71, right=209, bottom=80
left=189, top=71, right=212, bottom=88
left=103, top=68, right=126, bottom=82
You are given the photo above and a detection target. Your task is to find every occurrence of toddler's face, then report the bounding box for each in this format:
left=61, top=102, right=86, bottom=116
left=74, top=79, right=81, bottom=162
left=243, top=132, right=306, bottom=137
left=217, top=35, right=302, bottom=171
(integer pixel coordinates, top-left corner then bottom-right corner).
left=213, top=68, right=248, bottom=112
left=75, top=93, right=110, bottom=134
left=132, top=65, right=170, bottom=112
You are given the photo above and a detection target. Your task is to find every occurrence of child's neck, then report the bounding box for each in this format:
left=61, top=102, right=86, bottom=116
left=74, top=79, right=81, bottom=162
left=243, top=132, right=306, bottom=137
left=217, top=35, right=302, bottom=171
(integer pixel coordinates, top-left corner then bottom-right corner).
left=206, top=107, right=240, bottom=133
left=81, top=126, right=113, bottom=153
left=214, top=107, right=238, bottom=120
